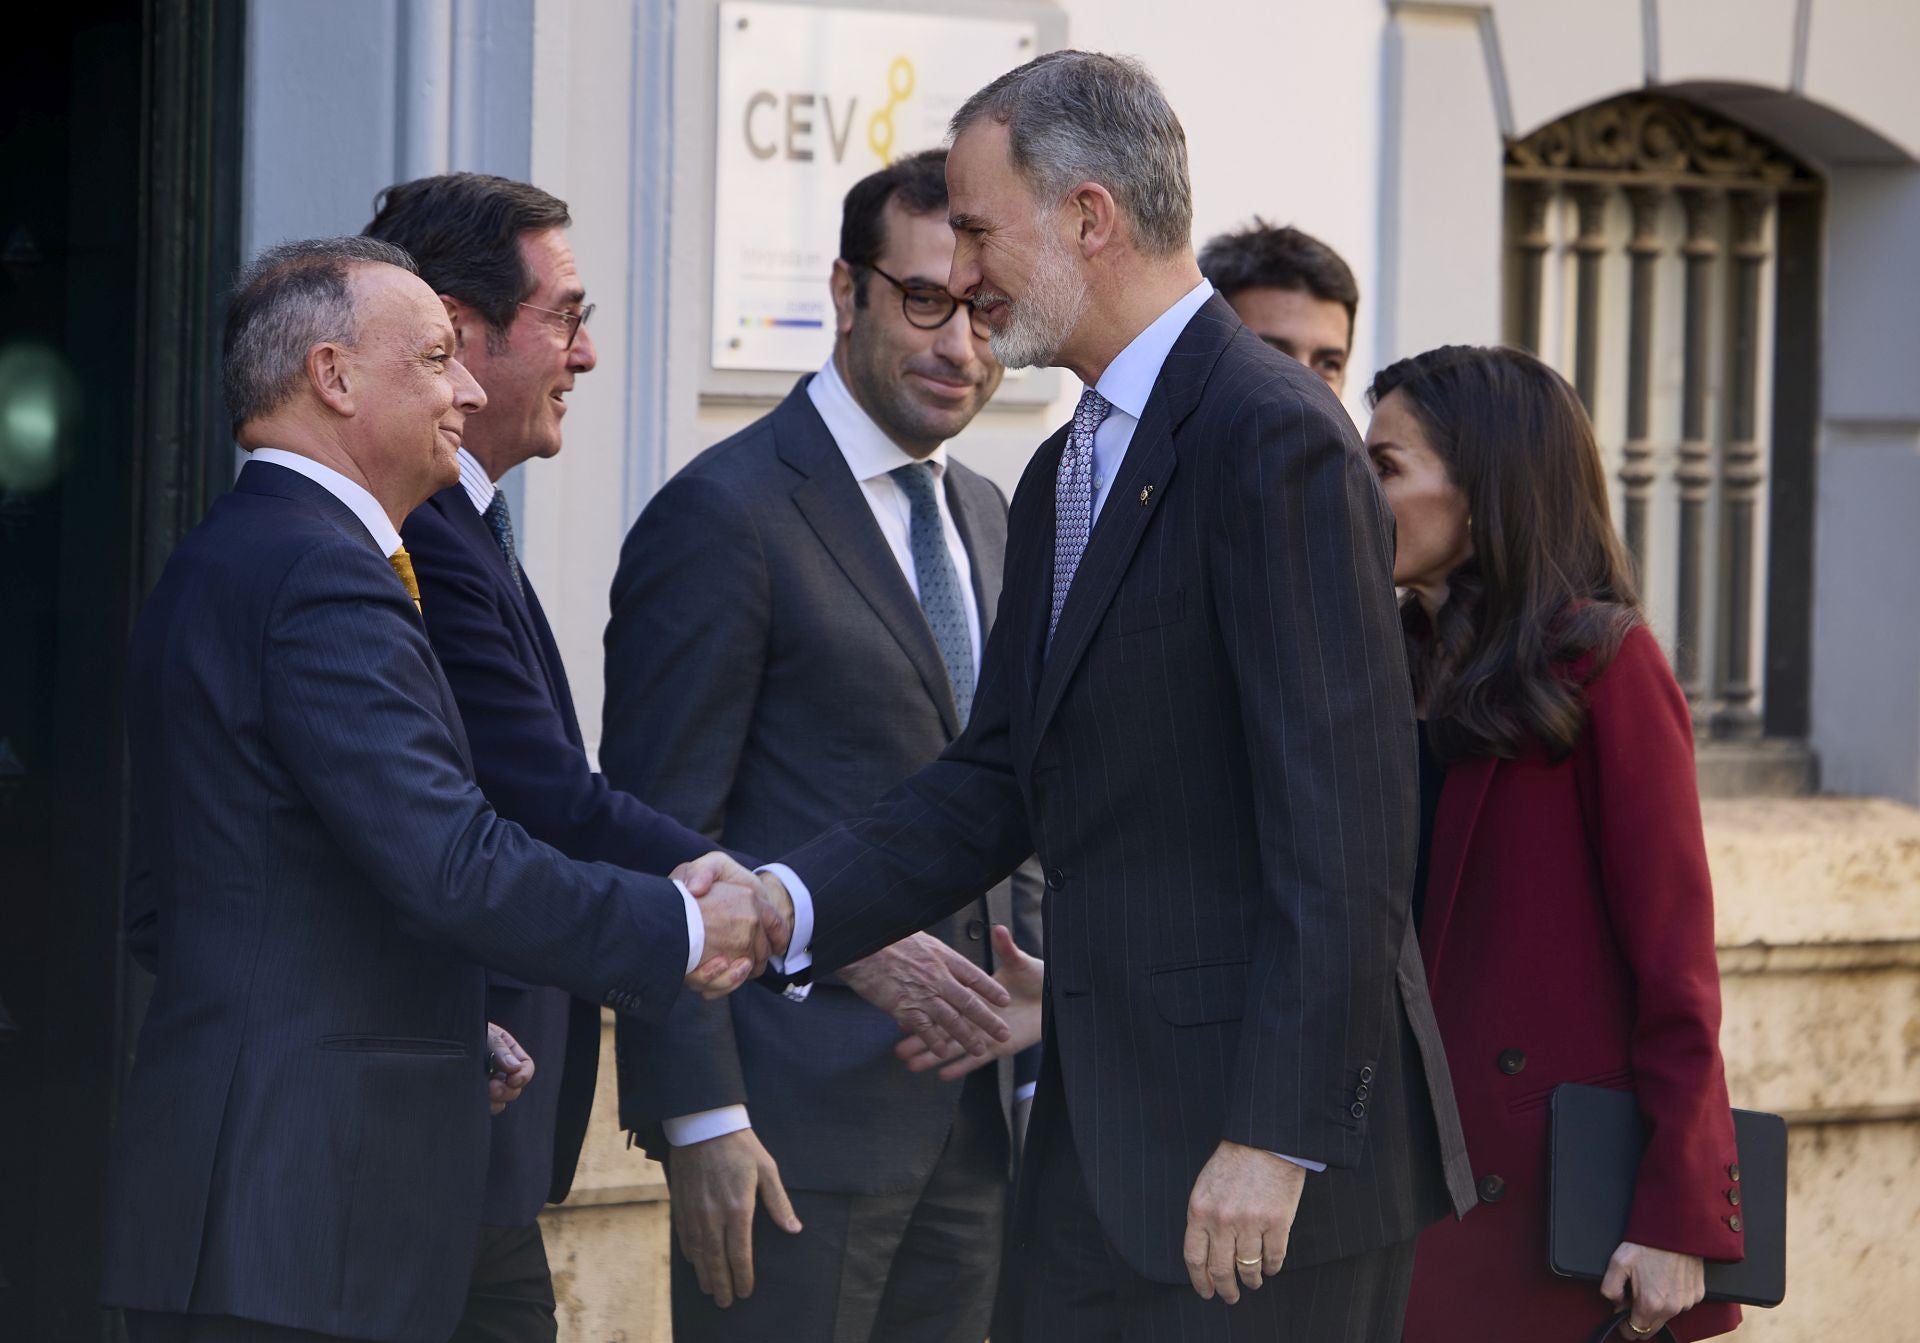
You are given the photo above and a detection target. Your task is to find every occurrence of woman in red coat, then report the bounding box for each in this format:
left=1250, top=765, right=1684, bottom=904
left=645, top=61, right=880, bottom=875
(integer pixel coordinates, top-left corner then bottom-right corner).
left=1365, top=347, right=1744, bottom=1343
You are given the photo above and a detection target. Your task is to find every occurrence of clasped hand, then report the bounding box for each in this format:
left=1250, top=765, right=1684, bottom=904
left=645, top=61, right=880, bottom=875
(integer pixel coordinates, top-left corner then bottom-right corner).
left=672, top=853, right=794, bottom=999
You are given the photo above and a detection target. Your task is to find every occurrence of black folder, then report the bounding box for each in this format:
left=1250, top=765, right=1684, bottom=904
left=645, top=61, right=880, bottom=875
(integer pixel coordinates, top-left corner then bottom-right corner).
left=1548, top=1083, right=1787, bottom=1308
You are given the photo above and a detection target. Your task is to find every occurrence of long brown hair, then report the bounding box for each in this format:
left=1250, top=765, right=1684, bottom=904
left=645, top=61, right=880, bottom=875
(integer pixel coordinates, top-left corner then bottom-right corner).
left=1367, top=345, right=1641, bottom=762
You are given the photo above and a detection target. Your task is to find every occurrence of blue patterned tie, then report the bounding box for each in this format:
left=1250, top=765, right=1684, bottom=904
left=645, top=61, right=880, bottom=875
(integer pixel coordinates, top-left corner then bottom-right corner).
left=1049, top=387, right=1113, bottom=650
left=890, top=462, right=975, bottom=726
left=482, top=491, right=525, bottom=595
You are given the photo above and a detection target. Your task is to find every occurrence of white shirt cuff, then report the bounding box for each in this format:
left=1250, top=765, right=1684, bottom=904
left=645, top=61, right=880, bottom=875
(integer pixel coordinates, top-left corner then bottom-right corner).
left=756, top=862, right=814, bottom=976
left=663, top=1106, right=751, bottom=1147
left=675, top=878, right=703, bottom=976
left=1270, top=1151, right=1327, bottom=1172
left=1015, top=1082, right=1037, bottom=1102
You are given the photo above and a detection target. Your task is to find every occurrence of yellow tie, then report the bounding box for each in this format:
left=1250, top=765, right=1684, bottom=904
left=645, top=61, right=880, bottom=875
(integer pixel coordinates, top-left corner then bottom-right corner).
left=388, top=545, right=422, bottom=613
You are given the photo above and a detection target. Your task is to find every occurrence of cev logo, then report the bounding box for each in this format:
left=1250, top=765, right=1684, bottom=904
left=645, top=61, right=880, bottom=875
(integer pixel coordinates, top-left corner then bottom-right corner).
left=867, top=57, right=915, bottom=165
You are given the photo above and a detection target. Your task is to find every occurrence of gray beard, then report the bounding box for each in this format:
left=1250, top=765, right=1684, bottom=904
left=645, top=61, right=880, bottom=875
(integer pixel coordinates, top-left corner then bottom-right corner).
left=984, top=228, right=1090, bottom=370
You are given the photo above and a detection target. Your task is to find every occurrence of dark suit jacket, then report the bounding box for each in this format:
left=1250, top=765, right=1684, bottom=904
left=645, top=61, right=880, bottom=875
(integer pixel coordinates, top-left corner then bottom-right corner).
left=603, top=379, right=1042, bottom=1195
left=778, top=298, right=1477, bottom=1281
left=402, top=483, right=717, bottom=1226
left=1406, top=626, right=1741, bottom=1342
left=103, top=461, right=690, bottom=1343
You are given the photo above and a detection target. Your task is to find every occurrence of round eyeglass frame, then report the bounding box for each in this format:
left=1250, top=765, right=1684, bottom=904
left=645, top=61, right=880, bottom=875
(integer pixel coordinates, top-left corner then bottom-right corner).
left=857, top=262, right=990, bottom=337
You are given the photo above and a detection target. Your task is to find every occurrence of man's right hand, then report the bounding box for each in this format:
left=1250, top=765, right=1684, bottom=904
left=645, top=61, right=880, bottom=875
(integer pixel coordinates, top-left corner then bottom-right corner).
left=667, top=1128, right=802, bottom=1308
left=676, top=853, right=792, bottom=999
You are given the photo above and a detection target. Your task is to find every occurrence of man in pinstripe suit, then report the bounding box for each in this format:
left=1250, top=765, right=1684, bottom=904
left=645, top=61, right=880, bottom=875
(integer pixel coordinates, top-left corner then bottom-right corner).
left=696, top=52, right=1477, bottom=1340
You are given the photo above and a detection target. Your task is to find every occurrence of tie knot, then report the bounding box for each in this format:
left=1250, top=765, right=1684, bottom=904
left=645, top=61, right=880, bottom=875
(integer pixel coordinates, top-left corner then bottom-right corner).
left=889, top=460, right=938, bottom=502
left=1072, top=387, right=1113, bottom=439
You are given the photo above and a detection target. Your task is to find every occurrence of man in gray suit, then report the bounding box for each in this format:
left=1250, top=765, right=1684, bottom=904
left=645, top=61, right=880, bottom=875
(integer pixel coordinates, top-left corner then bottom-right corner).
left=603, top=150, right=1043, bottom=1343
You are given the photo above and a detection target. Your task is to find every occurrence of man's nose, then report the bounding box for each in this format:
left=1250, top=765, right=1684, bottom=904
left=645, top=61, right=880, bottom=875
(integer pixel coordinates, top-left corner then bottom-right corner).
left=948, top=239, right=982, bottom=300
left=932, top=303, right=977, bottom=365
left=569, top=324, right=598, bottom=373
left=451, top=357, right=488, bottom=412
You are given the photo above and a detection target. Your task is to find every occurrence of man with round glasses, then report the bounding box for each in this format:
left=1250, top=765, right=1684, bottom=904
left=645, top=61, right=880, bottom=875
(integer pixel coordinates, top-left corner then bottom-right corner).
left=604, top=147, right=1043, bottom=1343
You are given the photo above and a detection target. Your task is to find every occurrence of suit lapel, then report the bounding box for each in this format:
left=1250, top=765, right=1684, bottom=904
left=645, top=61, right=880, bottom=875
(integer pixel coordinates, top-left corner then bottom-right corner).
left=776, top=384, right=962, bottom=738
left=1418, top=755, right=1497, bottom=990
left=1026, top=296, right=1239, bottom=755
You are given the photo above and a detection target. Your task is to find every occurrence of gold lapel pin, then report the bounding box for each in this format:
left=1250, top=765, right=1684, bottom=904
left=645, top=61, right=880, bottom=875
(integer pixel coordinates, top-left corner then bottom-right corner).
left=1139, top=484, right=1154, bottom=505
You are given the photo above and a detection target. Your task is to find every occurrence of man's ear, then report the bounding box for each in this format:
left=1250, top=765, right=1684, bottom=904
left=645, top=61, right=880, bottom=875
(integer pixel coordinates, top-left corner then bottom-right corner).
left=307, top=341, right=355, bottom=417
left=441, top=294, right=484, bottom=356
left=1067, top=181, right=1119, bottom=259
left=829, top=259, right=860, bottom=337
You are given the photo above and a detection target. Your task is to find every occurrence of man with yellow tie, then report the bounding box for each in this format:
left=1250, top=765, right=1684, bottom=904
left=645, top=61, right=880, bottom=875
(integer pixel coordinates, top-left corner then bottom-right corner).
left=100, top=236, right=794, bottom=1343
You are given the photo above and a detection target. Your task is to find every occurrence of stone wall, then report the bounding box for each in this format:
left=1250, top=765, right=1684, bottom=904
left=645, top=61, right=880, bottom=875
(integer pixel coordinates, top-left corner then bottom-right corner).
left=543, top=796, right=1920, bottom=1341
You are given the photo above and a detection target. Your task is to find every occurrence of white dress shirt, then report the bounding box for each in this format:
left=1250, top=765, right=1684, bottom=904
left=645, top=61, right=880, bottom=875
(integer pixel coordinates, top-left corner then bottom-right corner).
left=245, top=446, right=708, bottom=976
left=455, top=446, right=496, bottom=513
left=666, top=358, right=999, bottom=1149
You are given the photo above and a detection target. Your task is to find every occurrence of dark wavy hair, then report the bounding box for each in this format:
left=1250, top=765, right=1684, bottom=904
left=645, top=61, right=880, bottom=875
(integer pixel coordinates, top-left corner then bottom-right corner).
left=364, top=173, right=571, bottom=352
left=1367, top=345, right=1641, bottom=762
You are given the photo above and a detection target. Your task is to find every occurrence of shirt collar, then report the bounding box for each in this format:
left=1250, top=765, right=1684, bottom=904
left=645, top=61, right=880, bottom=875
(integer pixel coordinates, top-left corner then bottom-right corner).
left=1090, top=278, right=1215, bottom=420
left=806, top=354, right=949, bottom=485
left=248, top=447, right=404, bottom=556
left=455, top=447, right=497, bottom=514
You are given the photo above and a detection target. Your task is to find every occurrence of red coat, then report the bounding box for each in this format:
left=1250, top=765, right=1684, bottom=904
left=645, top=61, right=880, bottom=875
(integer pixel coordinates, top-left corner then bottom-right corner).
left=1404, top=626, right=1744, bottom=1342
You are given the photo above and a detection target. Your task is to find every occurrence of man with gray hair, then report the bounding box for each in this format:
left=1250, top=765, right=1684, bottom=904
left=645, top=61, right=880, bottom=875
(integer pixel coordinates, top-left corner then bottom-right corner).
left=694, top=50, right=1475, bottom=1340
left=100, top=237, right=787, bottom=1343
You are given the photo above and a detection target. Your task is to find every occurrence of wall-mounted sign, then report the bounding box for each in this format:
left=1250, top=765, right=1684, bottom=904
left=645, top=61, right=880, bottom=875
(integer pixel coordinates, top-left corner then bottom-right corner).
left=711, top=2, right=1039, bottom=372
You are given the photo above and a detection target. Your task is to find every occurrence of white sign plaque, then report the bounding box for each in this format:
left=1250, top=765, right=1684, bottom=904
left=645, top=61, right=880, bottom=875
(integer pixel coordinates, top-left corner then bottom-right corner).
left=711, top=2, right=1039, bottom=372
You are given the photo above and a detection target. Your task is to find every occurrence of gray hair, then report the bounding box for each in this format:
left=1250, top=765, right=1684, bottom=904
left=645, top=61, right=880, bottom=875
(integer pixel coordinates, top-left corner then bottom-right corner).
left=949, top=50, right=1193, bottom=257
left=222, top=236, right=418, bottom=432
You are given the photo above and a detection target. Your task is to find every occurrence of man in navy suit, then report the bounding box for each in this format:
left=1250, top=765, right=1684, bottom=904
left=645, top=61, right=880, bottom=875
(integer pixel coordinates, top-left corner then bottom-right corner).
left=103, top=237, right=788, bottom=1343
left=691, top=52, right=1476, bottom=1341
left=363, top=174, right=1014, bottom=1341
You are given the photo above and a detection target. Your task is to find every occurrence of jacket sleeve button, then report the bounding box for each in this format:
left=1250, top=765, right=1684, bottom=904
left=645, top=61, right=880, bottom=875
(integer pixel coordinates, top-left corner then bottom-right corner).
left=1350, top=1102, right=1366, bottom=1118
left=1728, top=1163, right=1741, bottom=1181
left=1354, top=1084, right=1370, bottom=1101
left=965, top=918, right=986, bottom=941
left=1359, top=1065, right=1375, bottom=1083
left=1726, top=1187, right=1741, bottom=1206
left=1727, top=1214, right=1743, bottom=1232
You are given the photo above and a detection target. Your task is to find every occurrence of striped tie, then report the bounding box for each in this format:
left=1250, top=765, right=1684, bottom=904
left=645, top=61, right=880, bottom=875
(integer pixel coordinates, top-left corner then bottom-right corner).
left=483, top=491, right=525, bottom=594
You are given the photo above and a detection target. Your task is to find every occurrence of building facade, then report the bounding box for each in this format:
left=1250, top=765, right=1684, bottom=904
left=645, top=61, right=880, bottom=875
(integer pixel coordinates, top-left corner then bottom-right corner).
left=3, top=0, right=1918, bottom=1338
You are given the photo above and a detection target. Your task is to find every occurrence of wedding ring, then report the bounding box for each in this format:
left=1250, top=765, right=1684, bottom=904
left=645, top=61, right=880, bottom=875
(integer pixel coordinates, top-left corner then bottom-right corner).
left=1625, top=1324, right=1657, bottom=1338
left=1234, top=1256, right=1262, bottom=1267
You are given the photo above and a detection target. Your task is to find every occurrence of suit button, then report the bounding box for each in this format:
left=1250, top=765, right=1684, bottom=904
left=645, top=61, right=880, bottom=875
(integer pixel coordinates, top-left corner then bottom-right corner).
left=1477, top=1175, right=1506, bottom=1204
left=1045, top=867, right=1066, bottom=890
left=1728, top=1163, right=1741, bottom=1182
left=1727, top=1214, right=1743, bottom=1232
left=1359, top=1065, right=1375, bottom=1083
left=1350, top=1102, right=1366, bottom=1118
left=1354, top=1084, right=1370, bottom=1101
left=965, top=919, right=985, bottom=942
left=1726, top=1187, right=1741, bottom=1206
left=1497, top=1049, right=1527, bottom=1075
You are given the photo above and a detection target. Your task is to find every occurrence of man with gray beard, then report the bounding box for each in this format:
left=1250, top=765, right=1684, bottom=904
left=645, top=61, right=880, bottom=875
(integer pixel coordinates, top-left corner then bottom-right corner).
left=688, top=50, right=1475, bottom=1341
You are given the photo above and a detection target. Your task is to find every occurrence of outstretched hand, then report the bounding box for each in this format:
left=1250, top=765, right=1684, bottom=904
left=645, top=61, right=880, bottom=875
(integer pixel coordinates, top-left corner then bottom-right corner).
left=673, top=852, right=794, bottom=999
left=842, top=928, right=1013, bottom=1065
left=893, top=925, right=1041, bottom=1080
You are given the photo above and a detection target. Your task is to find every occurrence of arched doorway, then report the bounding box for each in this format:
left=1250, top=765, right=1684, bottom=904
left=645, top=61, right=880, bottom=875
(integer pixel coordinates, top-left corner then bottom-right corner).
left=1502, top=94, right=1820, bottom=779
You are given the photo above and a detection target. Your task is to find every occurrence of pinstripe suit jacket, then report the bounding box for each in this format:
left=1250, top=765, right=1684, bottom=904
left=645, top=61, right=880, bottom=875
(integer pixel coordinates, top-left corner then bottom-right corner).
left=782, top=297, right=1476, bottom=1282
left=103, top=462, right=692, bottom=1343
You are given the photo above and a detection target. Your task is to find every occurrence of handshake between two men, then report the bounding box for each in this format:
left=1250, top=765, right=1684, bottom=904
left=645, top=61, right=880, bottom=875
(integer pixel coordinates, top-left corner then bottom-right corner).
left=668, top=851, right=1036, bottom=1069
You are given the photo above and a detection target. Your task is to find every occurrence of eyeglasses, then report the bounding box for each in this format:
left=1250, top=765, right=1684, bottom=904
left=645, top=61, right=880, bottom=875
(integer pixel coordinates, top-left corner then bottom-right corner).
left=517, top=300, right=596, bottom=349
left=857, top=263, right=991, bottom=338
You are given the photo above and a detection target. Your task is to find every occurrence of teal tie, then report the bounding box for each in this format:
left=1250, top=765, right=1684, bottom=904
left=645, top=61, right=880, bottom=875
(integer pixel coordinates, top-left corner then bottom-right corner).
left=890, top=462, right=974, bottom=726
